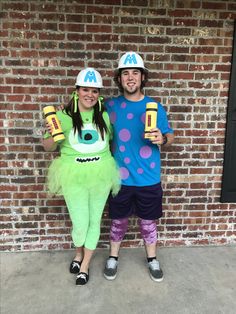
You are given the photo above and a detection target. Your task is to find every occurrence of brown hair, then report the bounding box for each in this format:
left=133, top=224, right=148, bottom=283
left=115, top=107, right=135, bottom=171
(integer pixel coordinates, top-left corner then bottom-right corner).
left=64, top=87, right=108, bottom=140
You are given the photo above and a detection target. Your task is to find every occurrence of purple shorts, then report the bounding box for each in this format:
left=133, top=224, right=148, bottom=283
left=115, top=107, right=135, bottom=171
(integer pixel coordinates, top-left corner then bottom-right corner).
left=108, top=183, right=163, bottom=220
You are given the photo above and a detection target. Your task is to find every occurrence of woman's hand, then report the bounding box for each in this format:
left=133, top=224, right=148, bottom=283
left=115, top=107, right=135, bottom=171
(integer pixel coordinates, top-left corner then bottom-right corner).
left=42, top=122, right=58, bottom=152
left=56, top=104, right=65, bottom=111
left=45, top=122, right=54, bottom=135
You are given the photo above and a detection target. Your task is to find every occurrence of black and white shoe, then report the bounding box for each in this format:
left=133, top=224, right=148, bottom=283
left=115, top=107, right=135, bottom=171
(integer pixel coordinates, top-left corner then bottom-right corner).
left=104, top=257, right=118, bottom=280
left=69, top=260, right=81, bottom=274
left=76, top=272, right=89, bottom=286
left=148, top=259, right=164, bottom=282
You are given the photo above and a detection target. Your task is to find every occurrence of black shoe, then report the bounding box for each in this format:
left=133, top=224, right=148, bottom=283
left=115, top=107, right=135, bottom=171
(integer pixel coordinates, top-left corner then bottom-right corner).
left=69, top=260, right=81, bottom=274
left=76, top=271, right=89, bottom=286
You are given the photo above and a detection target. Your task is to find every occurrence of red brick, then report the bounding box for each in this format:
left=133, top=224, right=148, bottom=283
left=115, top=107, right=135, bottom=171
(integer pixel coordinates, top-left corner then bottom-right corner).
left=176, top=0, right=201, bottom=9
left=202, top=2, right=226, bottom=10
left=87, top=5, right=113, bottom=14
left=168, top=9, right=192, bottom=17
left=200, top=20, right=224, bottom=28
left=191, top=46, right=215, bottom=54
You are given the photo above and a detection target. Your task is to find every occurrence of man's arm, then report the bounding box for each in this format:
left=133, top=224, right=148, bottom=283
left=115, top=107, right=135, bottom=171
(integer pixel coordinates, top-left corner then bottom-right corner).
left=162, top=132, right=174, bottom=146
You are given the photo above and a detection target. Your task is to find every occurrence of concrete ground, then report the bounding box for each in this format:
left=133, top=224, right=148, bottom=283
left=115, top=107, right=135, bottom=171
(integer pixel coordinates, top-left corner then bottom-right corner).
left=1, top=246, right=236, bottom=314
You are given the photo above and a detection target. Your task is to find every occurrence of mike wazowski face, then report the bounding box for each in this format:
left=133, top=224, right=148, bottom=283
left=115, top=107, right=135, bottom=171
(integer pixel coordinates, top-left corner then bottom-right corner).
left=69, top=123, right=106, bottom=163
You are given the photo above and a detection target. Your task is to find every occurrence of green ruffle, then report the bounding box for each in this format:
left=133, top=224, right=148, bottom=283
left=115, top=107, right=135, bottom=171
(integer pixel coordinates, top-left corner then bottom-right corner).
left=46, top=156, right=120, bottom=196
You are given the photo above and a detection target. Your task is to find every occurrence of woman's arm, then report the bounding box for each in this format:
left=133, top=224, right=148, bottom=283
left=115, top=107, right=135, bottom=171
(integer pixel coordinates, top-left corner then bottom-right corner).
left=41, top=122, right=58, bottom=151
left=42, top=137, right=58, bottom=151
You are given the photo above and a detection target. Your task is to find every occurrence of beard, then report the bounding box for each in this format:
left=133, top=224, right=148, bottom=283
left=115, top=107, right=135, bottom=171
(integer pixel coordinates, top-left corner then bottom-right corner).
left=123, top=85, right=139, bottom=95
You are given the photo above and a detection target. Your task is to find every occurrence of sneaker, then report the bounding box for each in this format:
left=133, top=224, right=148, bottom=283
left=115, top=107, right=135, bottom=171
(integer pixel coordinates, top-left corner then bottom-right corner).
left=76, top=271, right=89, bottom=286
left=104, top=257, right=118, bottom=280
left=148, top=259, right=164, bottom=282
left=69, top=260, right=81, bottom=274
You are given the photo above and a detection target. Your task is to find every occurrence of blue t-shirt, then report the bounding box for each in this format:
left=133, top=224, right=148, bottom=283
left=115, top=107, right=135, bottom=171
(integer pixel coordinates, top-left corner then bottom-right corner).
left=105, top=95, right=173, bottom=186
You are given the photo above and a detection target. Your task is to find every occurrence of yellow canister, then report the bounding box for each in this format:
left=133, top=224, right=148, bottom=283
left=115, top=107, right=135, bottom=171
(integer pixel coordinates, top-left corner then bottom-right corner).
left=43, top=106, right=65, bottom=142
left=144, top=102, right=158, bottom=140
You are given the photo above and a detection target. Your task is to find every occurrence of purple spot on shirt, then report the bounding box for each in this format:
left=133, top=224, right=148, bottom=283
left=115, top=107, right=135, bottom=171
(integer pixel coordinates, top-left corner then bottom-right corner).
left=127, top=113, right=134, bottom=120
left=150, top=162, right=156, bottom=169
left=119, top=145, right=125, bottom=152
left=108, top=100, right=114, bottom=106
left=121, top=102, right=127, bottom=108
left=141, top=112, right=146, bottom=124
left=124, top=157, right=130, bottom=164
left=109, top=111, right=117, bottom=124
left=120, top=167, right=129, bottom=180
left=137, top=168, right=144, bottom=174
left=139, top=146, right=152, bottom=159
left=119, top=129, right=131, bottom=142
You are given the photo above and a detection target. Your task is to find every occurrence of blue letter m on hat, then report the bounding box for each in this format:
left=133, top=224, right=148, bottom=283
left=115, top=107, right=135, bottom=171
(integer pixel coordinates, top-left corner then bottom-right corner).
left=124, top=53, right=138, bottom=65
left=84, top=71, right=97, bottom=83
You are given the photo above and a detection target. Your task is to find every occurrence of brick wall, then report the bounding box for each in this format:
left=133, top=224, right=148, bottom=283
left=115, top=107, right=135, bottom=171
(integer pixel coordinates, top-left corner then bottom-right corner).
left=1, top=0, right=236, bottom=251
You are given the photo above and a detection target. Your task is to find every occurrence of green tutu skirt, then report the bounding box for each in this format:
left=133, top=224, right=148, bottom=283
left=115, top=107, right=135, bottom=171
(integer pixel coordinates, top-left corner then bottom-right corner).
left=46, top=156, right=120, bottom=197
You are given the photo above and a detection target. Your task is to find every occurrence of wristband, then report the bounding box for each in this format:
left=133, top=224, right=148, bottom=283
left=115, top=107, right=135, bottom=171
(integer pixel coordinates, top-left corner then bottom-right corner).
left=162, top=134, right=168, bottom=145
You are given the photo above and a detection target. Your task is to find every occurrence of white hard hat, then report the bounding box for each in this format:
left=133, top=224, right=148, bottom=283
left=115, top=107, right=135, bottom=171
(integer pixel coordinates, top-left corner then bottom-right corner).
left=116, top=52, right=148, bottom=72
left=75, top=67, right=103, bottom=88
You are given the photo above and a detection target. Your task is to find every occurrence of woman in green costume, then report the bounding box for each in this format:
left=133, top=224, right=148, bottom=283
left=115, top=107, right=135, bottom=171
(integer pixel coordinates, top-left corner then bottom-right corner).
left=42, top=68, right=120, bottom=286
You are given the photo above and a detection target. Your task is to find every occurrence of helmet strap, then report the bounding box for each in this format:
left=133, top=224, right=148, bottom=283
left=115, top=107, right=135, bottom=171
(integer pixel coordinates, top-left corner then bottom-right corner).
left=72, top=91, right=79, bottom=113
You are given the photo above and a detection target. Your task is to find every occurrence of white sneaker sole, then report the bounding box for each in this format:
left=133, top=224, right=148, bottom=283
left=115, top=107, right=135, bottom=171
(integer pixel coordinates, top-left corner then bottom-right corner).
left=149, top=273, right=164, bottom=282
left=103, top=272, right=117, bottom=280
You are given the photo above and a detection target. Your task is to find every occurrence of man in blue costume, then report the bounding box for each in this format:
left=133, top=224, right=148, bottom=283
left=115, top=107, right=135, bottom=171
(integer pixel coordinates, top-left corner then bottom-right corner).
left=103, top=52, right=174, bottom=282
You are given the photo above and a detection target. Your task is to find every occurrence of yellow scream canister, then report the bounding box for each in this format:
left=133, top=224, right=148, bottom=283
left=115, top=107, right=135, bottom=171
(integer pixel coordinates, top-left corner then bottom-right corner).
left=144, top=102, right=158, bottom=140
left=43, top=106, right=65, bottom=142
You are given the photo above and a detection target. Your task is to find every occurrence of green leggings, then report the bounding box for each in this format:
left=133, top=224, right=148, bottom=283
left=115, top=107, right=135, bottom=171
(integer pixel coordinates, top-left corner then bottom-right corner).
left=63, top=185, right=111, bottom=250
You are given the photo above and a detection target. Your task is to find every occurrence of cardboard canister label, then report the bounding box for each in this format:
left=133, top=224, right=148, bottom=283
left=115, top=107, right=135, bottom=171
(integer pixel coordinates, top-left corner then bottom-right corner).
left=43, top=106, right=65, bottom=142
left=144, top=102, right=158, bottom=139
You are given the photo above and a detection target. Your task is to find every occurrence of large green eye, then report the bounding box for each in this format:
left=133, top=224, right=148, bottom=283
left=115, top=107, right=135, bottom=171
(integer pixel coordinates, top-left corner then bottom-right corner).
left=78, top=130, right=98, bottom=144
left=69, top=123, right=106, bottom=154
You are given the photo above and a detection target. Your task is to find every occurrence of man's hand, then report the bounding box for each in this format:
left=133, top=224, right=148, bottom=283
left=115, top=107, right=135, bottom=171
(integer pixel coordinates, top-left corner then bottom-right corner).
left=147, top=129, right=174, bottom=146
left=147, top=128, right=165, bottom=145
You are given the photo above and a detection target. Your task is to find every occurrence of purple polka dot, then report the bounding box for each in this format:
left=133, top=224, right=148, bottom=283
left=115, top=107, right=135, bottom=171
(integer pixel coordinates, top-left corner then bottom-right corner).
left=119, top=129, right=131, bottom=142
left=127, top=113, right=134, bottom=119
left=141, top=112, right=146, bottom=124
left=139, top=146, right=152, bottom=159
left=120, top=167, right=129, bottom=180
left=109, top=111, right=116, bottom=124
left=121, top=102, right=127, bottom=108
left=124, top=157, right=130, bottom=164
left=150, top=162, right=156, bottom=169
left=119, top=145, right=125, bottom=152
left=137, top=168, right=144, bottom=174
left=108, top=100, right=114, bottom=106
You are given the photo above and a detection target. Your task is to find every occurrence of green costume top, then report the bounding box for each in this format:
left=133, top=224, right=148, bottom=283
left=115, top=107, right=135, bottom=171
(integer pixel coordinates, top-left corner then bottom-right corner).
left=45, top=109, right=120, bottom=196
left=56, top=110, right=112, bottom=160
